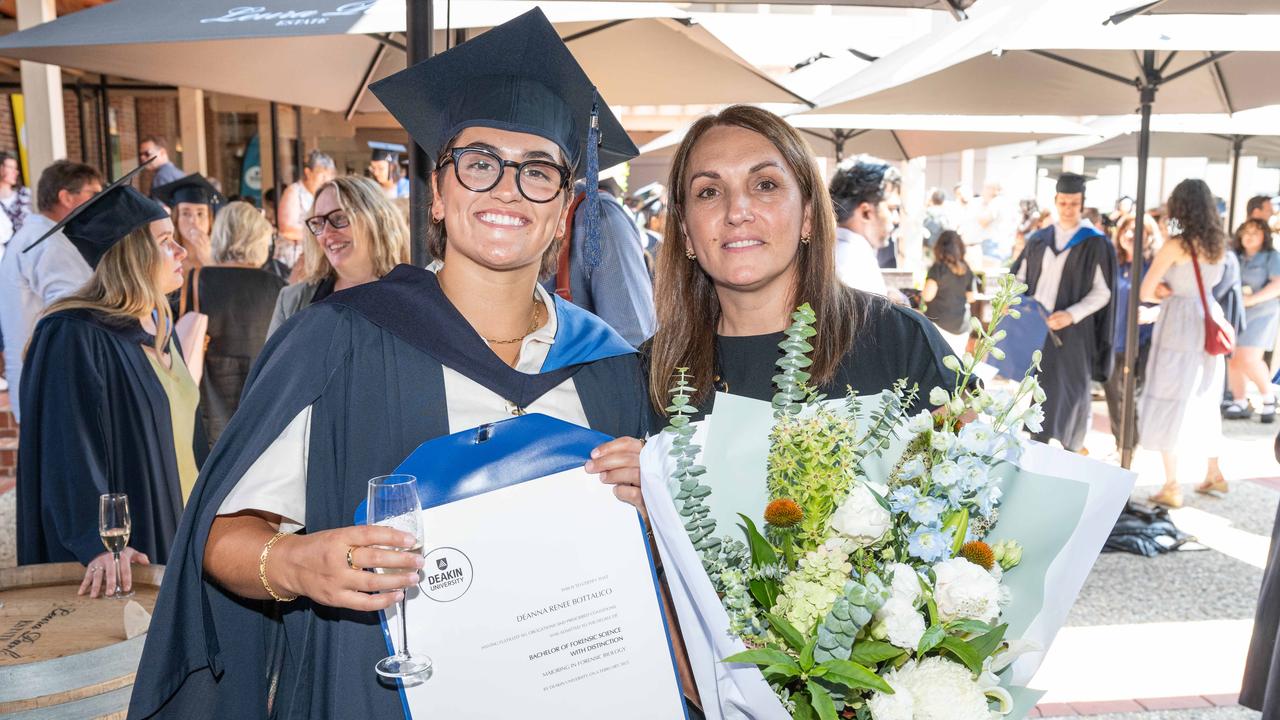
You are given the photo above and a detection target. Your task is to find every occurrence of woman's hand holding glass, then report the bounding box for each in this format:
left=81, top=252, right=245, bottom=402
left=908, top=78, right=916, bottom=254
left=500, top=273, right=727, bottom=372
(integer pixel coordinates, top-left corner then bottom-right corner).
left=79, top=547, right=149, bottom=599
left=268, top=525, right=422, bottom=611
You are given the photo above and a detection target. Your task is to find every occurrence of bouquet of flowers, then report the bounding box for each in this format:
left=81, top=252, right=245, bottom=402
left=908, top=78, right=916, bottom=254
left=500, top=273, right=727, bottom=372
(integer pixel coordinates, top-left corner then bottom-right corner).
left=653, top=275, right=1069, bottom=720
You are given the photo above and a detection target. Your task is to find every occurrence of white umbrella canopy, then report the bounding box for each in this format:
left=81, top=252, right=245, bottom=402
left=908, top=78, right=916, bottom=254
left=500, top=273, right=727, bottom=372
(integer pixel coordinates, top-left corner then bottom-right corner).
left=0, top=0, right=808, bottom=113
left=808, top=0, right=1280, bottom=116
left=638, top=114, right=1096, bottom=161
left=1028, top=111, right=1280, bottom=162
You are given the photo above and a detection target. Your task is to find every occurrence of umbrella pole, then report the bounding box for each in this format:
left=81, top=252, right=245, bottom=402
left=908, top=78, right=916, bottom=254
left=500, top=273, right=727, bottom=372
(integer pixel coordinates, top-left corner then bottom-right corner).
left=407, top=0, right=434, bottom=267
left=97, top=75, right=111, bottom=182
left=270, top=101, right=283, bottom=222
left=1227, top=135, right=1244, bottom=231
left=1120, top=50, right=1157, bottom=470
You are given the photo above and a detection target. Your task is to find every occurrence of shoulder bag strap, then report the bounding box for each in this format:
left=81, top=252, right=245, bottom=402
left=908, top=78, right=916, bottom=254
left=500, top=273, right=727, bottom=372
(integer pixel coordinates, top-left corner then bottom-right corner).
left=192, top=267, right=203, bottom=314
left=179, top=269, right=192, bottom=315
left=1188, top=244, right=1212, bottom=318
left=554, top=192, right=588, bottom=302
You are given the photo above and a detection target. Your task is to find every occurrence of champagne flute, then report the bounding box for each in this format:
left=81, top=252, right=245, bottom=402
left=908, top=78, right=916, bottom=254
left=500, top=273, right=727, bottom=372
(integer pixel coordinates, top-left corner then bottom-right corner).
left=367, top=474, right=432, bottom=679
left=99, top=493, right=133, bottom=600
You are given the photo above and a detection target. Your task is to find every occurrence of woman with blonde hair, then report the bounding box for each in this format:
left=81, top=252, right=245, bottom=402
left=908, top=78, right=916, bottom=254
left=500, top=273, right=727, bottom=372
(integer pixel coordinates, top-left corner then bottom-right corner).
left=178, top=201, right=285, bottom=448
left=17, top=182, right=203, bottom=598
left=267, top=174, right=409, bottom=335
left=648, top=104, right=957, bottom=420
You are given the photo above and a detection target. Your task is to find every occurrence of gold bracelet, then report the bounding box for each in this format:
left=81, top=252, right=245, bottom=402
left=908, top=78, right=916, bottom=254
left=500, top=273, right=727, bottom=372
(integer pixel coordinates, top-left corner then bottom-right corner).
left=258, top=531, right=297, bottom=602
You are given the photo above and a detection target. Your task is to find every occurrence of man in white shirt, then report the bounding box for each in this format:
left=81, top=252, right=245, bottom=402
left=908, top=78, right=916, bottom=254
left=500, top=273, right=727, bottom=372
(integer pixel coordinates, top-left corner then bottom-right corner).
left=828, top=157, right=900, bottom=297
left=1011, top=173, right=1116, bottom=452
left=0, top=161, right=103, bottom=418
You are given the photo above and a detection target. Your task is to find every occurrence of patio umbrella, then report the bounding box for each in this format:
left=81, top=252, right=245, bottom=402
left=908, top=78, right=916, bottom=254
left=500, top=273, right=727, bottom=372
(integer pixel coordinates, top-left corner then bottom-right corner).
left=639, top=114, right=1097, bottom=162
left=805, top=0, right=1280, bottom=467
left=1106, top=0, right=1280, bottom=25
left=1028, top=109, right=1280, bottom=227
left=0, top=0, right=808, bottom=113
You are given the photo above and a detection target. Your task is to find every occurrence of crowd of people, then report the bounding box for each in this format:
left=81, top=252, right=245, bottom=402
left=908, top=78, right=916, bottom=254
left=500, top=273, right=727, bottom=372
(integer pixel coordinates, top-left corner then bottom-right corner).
left=1, top=8, right=1278, bottom=719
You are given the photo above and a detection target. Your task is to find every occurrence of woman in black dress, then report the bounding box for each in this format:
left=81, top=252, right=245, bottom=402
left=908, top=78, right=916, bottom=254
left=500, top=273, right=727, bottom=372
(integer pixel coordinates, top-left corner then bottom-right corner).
left=922, top=229, right=976, bottom=355
left=648, top=105, right=957, bottom=418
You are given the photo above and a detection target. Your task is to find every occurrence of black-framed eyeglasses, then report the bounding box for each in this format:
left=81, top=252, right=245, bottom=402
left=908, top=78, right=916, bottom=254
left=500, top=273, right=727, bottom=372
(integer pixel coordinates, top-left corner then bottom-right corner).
left=437, top=147, right=569, bottom=204
left=305, top=208, right=351, bottom=235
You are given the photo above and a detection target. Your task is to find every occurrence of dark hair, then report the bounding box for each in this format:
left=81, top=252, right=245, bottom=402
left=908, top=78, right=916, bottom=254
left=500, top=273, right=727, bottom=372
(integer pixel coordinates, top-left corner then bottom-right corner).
left=1233, top=218, right=1274, bottom=256
left=140, top=135, right=168, bottom=151
left=650, top=104, right=864, bottom=415
left=1167, top=178, right=1225, bottom=263
left=932, top=229, right=967, bottom=272
left=1247, top=195, right=1272, bottom=216
left=928, top=188, right=946, bottom=206
left=829, top=156, right=901, bottom=224
left=1114, top=213, right=1159, bottom=265
left=36, top=160, right=101, bottom=213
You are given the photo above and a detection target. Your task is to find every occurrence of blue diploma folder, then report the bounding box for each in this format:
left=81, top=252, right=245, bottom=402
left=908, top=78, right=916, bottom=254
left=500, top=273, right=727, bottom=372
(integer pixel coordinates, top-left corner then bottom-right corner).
left=992, top=295, right=1051, bottom=380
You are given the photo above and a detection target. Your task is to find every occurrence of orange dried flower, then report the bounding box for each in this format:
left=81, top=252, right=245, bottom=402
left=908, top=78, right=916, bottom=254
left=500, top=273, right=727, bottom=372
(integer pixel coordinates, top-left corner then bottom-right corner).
left=959, top=540, right=995, bottom=570
left=765, top=498, right=804, bottom=528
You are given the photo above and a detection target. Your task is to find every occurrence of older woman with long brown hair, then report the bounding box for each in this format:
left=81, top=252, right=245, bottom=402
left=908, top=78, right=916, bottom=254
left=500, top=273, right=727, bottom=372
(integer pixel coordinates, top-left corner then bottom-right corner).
left=648, top=105, right=957, bottom=418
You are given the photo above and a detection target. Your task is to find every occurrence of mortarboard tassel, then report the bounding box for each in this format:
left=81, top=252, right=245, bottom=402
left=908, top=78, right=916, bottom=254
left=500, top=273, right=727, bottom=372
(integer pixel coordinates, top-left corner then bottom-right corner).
left=584, top=98, right=603, bottom=268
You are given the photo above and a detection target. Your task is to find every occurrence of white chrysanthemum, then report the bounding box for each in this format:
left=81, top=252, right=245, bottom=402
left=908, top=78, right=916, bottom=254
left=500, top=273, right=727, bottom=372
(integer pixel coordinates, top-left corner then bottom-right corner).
left=867, top=678, right=914, bottom=720
left=870, top=657, right=996, bottom=719
left=933, top=557, right=1002, bottom=624
left=877, top=596, right=926, bottom=650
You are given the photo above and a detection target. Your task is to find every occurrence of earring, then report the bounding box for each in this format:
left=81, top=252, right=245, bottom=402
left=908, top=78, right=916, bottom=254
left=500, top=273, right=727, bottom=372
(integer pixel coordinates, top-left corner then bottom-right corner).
left=685, top=248, right=697, bottom=260
left=800, top=234, right=811, bottom=245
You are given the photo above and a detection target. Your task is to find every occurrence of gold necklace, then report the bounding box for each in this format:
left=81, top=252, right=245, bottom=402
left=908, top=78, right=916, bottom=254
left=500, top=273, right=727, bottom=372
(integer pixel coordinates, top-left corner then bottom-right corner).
left=483, top=301, right=541, bottom=345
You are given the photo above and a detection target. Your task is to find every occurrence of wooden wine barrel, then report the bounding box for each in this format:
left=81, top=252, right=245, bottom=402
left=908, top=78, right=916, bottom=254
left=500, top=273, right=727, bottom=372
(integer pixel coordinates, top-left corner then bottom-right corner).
left=0, top=562, right=164, bottom=719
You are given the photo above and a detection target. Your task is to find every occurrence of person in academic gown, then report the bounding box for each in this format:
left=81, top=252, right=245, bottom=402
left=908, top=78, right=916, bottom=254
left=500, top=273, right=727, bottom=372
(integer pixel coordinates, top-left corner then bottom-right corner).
left=128, top=10, right=694, bottom=719
left=647, top=105, right=959, bottom=423
left=17, top=176, right=204, bottom=595
left=153, top=173, right=224, bottom=272
left=1010, top=173, right=1117, bottom=453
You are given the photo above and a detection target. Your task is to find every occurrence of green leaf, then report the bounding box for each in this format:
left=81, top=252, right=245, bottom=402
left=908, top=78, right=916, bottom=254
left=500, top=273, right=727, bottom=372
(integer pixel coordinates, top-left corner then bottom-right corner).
left=763, top=612, right=806, bottom=652
left=800, top=631, right=818, bottom=672
left=918, top=624, right=945, bottom=655
left=738, top=514, right=779, bottom=568
left=793, top=694, right=819, bottom=720
left=749, top=579, right=779, bottom=611
left=946, top=619, right=994, bottom=636
left=939, top=636, right=983, bottom=674
left=807, top=680, right=839, bottom=720
left=848, top=640, right=905, bottom=666
left=762, top=661, right=803, bottom=679
left=722, top=648, right=795, bottom=667
left=967, top=623, right=1008, bottom=661
left=818, top=659, right=895, bottom=694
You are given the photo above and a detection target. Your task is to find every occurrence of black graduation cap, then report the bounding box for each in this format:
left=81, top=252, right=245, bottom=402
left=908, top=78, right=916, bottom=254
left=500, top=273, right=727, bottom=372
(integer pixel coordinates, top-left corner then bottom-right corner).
left=1056, top=173, right=1092, bottom=195
left=23, top=164, right=168, bottom=269
left=368, top=7, right=639, bottom=266
left=369, top=141, right=407, bottom=163
left=152, top=173, right=224, bottom=208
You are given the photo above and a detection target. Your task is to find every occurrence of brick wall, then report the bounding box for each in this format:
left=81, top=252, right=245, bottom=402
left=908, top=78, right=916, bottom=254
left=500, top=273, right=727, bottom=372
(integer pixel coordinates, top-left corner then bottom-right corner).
left=0, top=392, right=16, bottom=483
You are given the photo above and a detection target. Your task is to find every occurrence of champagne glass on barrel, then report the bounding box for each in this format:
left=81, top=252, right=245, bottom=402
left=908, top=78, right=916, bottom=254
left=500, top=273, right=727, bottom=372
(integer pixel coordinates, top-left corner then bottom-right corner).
left=367, top=474, right=432, bottom=679
left=99, top=493, right=133, bottom=599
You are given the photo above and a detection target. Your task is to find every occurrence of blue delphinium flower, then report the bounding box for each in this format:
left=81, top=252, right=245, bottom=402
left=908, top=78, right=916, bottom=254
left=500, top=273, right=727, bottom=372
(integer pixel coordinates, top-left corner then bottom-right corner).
left=958, top=421, right=997, bottom=457
left=907, top=525, right=955, bottom=563
left=889, top=485, right=922, bottom=515
left=899, top=455, right=927, bottom=481
left=975, top=484, right=1004, bottom=517
left=956, top=456, right=989, bottom=492
left=932, top=460, right=963, bottom=488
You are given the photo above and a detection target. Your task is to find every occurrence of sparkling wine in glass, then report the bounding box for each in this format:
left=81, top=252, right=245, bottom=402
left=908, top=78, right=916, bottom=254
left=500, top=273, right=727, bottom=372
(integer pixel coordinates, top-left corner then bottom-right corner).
left=367, top=474, right=432, bottom=679
left=99, top=493, right=133, bottom=599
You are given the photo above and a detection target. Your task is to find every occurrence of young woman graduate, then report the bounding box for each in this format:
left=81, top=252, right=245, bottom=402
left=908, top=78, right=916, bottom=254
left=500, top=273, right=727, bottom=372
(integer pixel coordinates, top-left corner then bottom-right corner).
left=17, top=174, right=203, bottom=594
left=152, top=173, right=223, bottom=272
left=129, top=10, right=683, bottom=719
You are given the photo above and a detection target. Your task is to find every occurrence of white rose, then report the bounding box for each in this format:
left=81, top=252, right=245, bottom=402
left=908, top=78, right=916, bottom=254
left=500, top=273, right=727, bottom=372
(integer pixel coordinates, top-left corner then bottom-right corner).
left=877, top=597, right=926, bottom=650
left=829, top=482, right=891, bottom=548
left=888, top=562, right=922, bottom=605
left=932, top=557, right=1002, bottom=624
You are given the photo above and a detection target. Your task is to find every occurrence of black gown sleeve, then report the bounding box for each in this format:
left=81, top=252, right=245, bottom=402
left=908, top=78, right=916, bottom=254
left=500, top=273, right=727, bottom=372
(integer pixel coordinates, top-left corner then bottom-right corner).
left=19, top=316, right=112, bottom=564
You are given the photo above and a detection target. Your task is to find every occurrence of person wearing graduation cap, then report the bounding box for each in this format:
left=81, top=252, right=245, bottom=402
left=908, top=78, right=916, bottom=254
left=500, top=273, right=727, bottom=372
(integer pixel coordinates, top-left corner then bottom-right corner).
left=17, top=172, right=205, bottom=598
left=1010, top=173, right=1117, bottom=454
left=152, top=173, right=224, bottom=273
left=367, top=141, right=409, bottom=199
left=128, top=10, right=691, bottom=719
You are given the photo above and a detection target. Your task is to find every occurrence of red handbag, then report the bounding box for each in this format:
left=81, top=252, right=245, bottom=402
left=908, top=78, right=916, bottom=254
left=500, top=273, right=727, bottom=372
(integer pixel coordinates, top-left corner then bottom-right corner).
left=1189, top=245, right=1234, bottom=356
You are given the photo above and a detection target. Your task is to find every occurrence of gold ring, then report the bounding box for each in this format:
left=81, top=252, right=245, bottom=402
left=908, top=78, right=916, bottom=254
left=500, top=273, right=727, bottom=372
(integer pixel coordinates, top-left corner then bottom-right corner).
left=346, top=545, right=358, bottom=570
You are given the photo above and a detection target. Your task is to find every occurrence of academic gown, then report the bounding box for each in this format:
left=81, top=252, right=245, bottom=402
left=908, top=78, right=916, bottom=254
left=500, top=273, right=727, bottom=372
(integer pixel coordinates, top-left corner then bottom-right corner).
left=1010, top=226, right=1117, bottom=451
left=127, top=265, right=648, bottom=720
left=1242, top=502, right=1280, bottom=716
left=16, top=309, right=207, bottom=567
